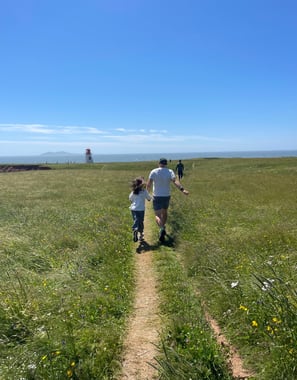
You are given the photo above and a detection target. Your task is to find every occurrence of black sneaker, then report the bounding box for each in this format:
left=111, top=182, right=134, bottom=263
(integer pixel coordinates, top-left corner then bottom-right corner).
left=159, top=228, right=166, bottom=242
left=133, top=229, right=138, bottom=242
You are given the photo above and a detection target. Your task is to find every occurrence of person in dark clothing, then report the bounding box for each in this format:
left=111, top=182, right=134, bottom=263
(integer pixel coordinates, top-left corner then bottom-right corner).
left=175, top=160, right=184, bottom=180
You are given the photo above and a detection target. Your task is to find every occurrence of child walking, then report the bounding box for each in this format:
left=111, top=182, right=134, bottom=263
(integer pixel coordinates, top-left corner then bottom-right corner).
left=129, top=177, right=152, bottom=242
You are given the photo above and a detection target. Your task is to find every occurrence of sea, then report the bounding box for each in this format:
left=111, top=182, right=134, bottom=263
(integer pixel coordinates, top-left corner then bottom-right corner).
left=0, top=150, right=297, bottom=165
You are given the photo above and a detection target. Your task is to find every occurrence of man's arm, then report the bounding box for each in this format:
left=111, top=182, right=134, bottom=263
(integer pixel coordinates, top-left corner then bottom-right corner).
left=172, top=178, right=189, bottom=195
left=146, top=178, right=153, bottom=193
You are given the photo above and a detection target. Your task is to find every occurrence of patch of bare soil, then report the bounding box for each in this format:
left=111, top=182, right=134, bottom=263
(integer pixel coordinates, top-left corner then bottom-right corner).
left=0, top=165, right=51, bottom=172
left=119, top=211, right=160, bottom=380
left=204, top=310, right=254, bottom=379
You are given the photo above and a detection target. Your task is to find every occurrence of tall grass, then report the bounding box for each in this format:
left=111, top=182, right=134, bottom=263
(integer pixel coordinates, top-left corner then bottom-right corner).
left=169, top=157, right=297, bottom=379
left=153, top=245, right=232, bottom=379
left=0, top=167, right=137, bottom=379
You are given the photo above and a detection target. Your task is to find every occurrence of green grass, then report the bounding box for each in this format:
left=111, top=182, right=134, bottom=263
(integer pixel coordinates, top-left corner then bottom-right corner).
left=0, top=167, right=137, bottom=379
left=153, top=245, right=232, bottom=379
left=168, top=157, right=297, bottom=379
left=1, top=158, right=297, bottom=379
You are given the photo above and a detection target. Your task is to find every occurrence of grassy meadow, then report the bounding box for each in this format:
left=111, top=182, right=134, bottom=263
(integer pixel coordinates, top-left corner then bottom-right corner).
left=0, top=157, right=296, bottom=379
left=0, top=165, right=136, bottom=379
left=167, top=157, right=297, bottom=379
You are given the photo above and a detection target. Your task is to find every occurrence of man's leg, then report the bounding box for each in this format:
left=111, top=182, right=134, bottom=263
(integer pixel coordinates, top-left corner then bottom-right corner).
left=153, top=197, right=170, bottom=242
left=155, top=208, right=168, bottom=242
left=155, top=208, right=167, bottom=228
left=154, top=209, right=162, bottom=227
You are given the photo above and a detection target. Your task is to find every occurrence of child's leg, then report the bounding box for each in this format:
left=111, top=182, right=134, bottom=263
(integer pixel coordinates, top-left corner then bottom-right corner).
left=138, top=211, right=145, bottom=233
left=131, top=211, right=138, bottom=230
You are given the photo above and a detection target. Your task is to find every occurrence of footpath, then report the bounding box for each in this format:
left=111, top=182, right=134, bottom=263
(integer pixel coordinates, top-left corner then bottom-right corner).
left=119, top=209, right=160, bottom=380
left=119, top=207, right=252, bottom=380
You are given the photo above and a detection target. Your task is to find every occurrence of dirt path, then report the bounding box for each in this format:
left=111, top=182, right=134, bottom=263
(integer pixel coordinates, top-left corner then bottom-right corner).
left=204, top=310, right=254, bottom=379
left=119, top=210, right=160, bottom=380
left=119, top=208, right=252, bottom=379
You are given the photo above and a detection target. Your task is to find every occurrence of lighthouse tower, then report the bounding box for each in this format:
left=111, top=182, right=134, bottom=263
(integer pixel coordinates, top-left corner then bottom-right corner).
left=85, top=148, right=93, bottom=163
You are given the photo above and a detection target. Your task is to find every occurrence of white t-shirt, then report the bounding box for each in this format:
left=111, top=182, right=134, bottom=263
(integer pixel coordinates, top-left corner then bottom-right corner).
left=148, top=167, right=176, bottom=196
left=129, top=189, right=152, bottom=211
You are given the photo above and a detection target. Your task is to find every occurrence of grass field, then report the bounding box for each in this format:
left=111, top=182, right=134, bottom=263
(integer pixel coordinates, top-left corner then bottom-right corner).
left=0, top=166, right=135, bottom=379
left=168, top=157, right=297, bottom=379
left=0, top=157, right=296, bottom=379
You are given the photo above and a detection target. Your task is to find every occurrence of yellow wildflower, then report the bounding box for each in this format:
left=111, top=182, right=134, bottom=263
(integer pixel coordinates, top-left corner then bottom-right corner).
left=239, top=305, right=248, bottom=311
left=67, top=369, right=73, bottom=377
left=251, top=320, right=258, bottom=327
left=272, top=317, right=281, bottom=324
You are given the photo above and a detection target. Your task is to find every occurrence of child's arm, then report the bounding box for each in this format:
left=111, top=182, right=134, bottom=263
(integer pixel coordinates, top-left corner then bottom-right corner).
left=145, top=189, right=152, bottom=201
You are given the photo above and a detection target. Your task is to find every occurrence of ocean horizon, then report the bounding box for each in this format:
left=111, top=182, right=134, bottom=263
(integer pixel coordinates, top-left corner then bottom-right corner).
left=0, top=150, right=297, bottom=165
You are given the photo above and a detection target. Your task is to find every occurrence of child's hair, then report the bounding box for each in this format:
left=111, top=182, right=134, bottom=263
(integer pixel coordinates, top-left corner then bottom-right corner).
left=131, top=177, right=145, bottom=194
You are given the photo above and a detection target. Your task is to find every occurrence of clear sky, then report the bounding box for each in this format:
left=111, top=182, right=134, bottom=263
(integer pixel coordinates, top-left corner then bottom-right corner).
left=1, top=0, right=296, bottom=156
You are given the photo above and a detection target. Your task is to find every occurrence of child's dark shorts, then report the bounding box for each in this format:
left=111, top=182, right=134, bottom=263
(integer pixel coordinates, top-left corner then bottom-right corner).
left=153, top=196, right=170, bottom=211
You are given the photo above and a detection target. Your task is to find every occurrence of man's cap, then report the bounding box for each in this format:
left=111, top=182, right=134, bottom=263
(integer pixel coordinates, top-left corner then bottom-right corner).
left=159, top=158, right=168, bottom=165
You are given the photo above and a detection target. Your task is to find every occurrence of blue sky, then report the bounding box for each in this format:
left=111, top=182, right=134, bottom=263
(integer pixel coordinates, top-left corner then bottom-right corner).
left=1, top=0, right=296, bottom=156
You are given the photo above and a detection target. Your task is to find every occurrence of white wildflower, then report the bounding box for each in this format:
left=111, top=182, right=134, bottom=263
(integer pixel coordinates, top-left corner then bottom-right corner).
left=261, top=278, right=275, bottom=291
left=231, top=281, right=239, bottom=288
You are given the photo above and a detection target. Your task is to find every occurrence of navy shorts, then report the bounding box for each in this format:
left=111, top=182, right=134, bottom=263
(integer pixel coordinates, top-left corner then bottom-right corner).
left=153, top=196, right=170, bottom=211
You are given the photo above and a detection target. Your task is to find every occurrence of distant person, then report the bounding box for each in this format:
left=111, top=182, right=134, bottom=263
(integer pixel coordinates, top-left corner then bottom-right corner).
left=129, top=177, right=152, bottom=242
left=147, top=158, right=189, bottom=243
left=175, top=159, right=184, bottom=180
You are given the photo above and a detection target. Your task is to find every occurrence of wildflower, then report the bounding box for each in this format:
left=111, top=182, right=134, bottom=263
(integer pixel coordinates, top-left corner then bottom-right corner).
left=231, top=281, right=239, bottom=288
left=272, top=317, right=281, bottom=324
left=239, top=305, right=248, bottom=312
left=261, top=278, right=275, bottom=291
left=251, top=320, right=258, bottom=327
left=266, top=325, right=274, bottom=334
left=42, top=355, right=47, bottom=361
left=67, top=369, right=73, bottom=377
left=55, top=351, right=61, bottom=355
left=70, top=361, right=76, bottom=367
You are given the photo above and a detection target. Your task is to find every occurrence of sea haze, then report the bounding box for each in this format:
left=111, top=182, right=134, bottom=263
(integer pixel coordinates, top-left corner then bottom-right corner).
left=0, top=150, right=297, bottom=165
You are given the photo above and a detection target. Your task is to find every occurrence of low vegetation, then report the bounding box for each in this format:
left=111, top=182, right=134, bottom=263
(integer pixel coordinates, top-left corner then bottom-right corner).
left=0, top=167, right=135, bottom=379
left=0, top=157, right=296, bottom=379
left=167, top=157, right=297, bottom=379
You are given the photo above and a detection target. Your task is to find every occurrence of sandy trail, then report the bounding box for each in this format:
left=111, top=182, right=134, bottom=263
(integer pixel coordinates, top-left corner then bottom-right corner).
left=119, top=210, right=160, bottom=380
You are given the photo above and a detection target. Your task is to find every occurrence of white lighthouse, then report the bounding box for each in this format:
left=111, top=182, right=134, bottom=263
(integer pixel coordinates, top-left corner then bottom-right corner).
left=85, top=148, right=93, bottom=163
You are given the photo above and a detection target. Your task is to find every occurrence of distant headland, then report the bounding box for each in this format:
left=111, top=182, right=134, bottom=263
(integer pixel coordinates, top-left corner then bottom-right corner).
left=40, top=151, right=77, bottom=156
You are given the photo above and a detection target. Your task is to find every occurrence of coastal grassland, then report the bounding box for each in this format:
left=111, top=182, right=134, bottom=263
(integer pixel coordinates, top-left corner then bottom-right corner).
left=1, top=157, right=297, bottom=380
left=0, top=165, right=143, bottom=379
left=168, top=157, right=297, bottom=379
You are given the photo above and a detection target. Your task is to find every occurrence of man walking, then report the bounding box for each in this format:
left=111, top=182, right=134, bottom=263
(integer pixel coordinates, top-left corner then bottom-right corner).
left=175, top=159, right=184, bottom=180
left=147, top=158, right=189, bottom=242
